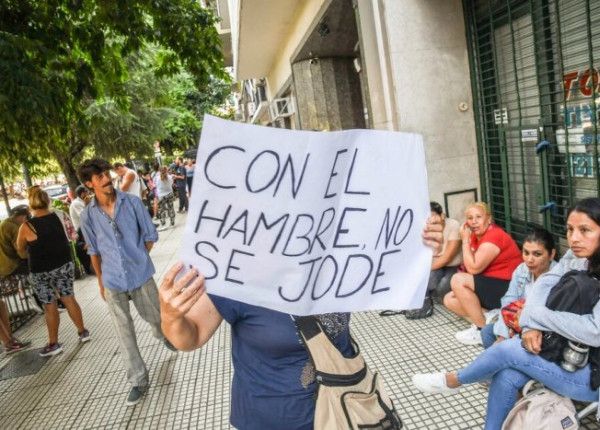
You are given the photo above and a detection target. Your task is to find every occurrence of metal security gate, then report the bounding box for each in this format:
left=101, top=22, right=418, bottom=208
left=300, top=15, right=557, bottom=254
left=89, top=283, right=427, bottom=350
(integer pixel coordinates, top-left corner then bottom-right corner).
left=464, top=0, right=600, bottom=246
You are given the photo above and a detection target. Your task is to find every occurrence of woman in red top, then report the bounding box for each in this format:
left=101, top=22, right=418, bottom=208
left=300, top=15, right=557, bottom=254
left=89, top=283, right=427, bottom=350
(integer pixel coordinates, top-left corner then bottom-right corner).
left=444, top=202, right=521, bottom=346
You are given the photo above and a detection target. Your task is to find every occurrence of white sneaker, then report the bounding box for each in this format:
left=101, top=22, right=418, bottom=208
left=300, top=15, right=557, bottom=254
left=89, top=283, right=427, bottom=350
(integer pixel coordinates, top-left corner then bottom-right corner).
left=157, top=225, right=169, bottom=232
left=412, top=372, right=461, bottom=395
left=484, top=308, right=500, bottom=324
left=455, top=324, right=483, bottom=346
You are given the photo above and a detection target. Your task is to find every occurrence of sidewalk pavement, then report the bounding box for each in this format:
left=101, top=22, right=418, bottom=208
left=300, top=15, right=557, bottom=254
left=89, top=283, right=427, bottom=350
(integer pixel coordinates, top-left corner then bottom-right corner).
left=0, top=214, right=598, bottom=429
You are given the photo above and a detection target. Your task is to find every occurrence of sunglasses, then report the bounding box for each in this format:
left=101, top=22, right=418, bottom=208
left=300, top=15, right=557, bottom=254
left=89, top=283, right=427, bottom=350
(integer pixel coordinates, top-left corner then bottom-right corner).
left=107, top=217, right=124, bottom=239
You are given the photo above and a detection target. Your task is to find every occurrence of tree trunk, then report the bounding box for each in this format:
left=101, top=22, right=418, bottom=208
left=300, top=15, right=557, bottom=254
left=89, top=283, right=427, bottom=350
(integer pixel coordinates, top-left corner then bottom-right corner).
left=0, top=169, right=11, bottom=215
left=162, top=139, right=175, bottom=156
left=55, top=153, right=81, bottom=194
left=22, top=164, right=33, bottom=187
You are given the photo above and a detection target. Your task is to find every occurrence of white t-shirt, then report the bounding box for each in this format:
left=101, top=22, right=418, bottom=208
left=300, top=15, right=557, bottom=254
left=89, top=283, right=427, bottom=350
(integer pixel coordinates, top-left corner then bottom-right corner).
left=154, top=174, right=174, bottom=198
left=69, top=197, right=87, bottom=231
left=441, top=217, right=462, bottom=267
left=118, top=169, right=141, bottom=198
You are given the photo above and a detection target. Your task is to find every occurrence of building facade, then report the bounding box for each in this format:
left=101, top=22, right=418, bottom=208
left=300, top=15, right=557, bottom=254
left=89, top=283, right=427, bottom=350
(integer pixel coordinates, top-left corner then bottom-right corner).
left=216, top=0, right=600, bottom=246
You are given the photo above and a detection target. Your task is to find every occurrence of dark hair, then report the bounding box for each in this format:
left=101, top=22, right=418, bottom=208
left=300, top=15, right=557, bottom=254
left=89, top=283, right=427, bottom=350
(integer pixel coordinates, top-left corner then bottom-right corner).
left=523, top=228, right=556, bottom=257
left=569, top=197, right=600, bottom=275
left=430, top=201, right=444, bottom=216
left=113, top=162, right=125, bottom=169
left=75, top=185, right=88, bottom=198
left=77, top=158, right=113, bottom=183
left=10, top=204, right=30, bottom=218
left=124, top=161, right=134, bottom=169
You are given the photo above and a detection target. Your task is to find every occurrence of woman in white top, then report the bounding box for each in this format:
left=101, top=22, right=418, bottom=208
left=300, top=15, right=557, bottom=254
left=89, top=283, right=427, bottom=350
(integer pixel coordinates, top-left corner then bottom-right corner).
left=154, top=166, right=175, bottom=231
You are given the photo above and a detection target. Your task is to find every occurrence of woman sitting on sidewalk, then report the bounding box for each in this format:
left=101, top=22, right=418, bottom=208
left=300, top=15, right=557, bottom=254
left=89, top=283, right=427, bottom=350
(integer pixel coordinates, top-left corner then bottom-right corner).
left=413, top=197, right=600, bottom=430
left=444, top=202, right=522, bottom=346
left=480, top=228, right=557, bottom=348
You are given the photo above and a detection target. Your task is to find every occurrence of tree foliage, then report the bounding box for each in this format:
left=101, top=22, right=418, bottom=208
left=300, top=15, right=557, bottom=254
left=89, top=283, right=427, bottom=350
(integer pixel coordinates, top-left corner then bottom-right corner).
left=84, top=50, right=174, bottom=161
left=0, top=0, right=226, bottom=189
left=161, top=72, right=233, bottom=151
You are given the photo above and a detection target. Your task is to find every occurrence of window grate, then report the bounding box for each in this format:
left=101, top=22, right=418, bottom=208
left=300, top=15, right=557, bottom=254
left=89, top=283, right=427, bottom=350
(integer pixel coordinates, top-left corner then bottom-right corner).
left=464, top=0, right=600, bottom=249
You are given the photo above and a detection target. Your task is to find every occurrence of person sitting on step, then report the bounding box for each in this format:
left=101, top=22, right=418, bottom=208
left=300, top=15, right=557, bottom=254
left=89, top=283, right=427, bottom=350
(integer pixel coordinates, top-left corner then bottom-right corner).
left=479, top=228, right=557, bottom=349
left=413, top=197, right=600, bottom=430
left=405, top=201, right=462, bottom=319
left=444, top=202, right=522, bottom=346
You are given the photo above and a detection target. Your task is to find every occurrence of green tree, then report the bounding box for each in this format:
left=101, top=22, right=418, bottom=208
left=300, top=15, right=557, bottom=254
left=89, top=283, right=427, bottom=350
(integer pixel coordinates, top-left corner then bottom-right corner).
left=161, top=73, right=233, bottom=154
left=77, top=50, right=174, bottom=164
left=1, top=0, right=226, bottom=191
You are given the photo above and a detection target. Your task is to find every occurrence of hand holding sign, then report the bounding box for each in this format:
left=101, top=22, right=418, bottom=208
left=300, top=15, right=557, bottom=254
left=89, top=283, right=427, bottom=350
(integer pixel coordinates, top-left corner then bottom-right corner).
left=179, top=115, right=432, bottom=315
left=423, top=213, right=444, bottom=254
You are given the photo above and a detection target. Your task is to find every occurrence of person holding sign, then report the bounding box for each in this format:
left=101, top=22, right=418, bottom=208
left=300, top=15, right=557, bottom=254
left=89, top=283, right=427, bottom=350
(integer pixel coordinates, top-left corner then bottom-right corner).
left=444, top=202, right=521, bottom=346
left=158, top=217, right=444, bottom=430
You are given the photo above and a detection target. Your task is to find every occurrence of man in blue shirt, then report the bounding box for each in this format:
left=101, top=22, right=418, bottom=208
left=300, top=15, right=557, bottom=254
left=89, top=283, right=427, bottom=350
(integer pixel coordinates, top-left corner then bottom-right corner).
left=77, top=158, right=176, bottom=407
left=173, top=156, right=188, bottom=213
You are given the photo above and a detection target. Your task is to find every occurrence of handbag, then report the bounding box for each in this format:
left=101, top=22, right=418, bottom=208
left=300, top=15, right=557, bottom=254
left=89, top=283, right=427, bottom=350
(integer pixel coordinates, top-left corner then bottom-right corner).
left=51, top=209, right=85, bottom=278
left=294, top=316, right=403, bottom=430
left=501, top=381, right=578, bottom=430
left=52, top=209, right=78, bottom=241
left=501, top=298, right=526, bottom=336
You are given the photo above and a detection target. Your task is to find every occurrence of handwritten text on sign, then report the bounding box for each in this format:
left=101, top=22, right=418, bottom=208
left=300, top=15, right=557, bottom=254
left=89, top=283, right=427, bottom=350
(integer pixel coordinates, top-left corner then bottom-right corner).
left=180, top=115, right=431, bottom=315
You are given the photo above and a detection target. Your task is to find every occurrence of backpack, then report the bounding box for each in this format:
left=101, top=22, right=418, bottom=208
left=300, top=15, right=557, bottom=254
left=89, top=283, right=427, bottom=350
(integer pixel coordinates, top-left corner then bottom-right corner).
left=501, top=381, right=578, bottom=430
left=294, top=316, right=403, bottom=430
left=540, top=270, right=600, bottom=364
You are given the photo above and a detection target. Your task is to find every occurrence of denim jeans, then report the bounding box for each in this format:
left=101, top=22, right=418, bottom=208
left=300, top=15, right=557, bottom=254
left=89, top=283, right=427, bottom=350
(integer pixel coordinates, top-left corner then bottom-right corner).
left=456, top=337, right=597, bottom=430
left=427, top=266, right=458, bottom=299
left=481, top=323, right=496, bottom=349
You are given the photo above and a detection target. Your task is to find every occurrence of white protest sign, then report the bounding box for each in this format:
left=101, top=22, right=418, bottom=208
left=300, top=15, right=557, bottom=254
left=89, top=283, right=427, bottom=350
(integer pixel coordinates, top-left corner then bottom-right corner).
left=180, top=115, right=432, bottom=315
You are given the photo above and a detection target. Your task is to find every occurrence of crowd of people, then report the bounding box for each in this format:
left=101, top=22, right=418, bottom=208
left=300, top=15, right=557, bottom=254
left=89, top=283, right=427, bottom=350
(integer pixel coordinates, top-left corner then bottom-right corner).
left=0, top=157, right=195, bottom=406
left=411, top=198, right=600, bottom=430
left=1, top=155, right=599, bottom=428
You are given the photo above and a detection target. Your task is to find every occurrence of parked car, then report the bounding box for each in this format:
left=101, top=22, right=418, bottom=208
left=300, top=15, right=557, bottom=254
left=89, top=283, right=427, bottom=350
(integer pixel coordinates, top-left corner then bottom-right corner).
left=43, top=184, right=70, bottom=205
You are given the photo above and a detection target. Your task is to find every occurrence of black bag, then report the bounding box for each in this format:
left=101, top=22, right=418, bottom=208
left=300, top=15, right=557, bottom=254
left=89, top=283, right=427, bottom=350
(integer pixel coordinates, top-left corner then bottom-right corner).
left=539, top=270, right=600, bottom=364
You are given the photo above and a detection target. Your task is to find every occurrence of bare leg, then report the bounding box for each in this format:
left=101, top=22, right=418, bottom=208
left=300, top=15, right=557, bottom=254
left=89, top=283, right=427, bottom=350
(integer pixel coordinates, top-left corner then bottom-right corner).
left=59, top=295, right=85, bottom=332
left=0, top=300, right=13, bottom=346
left=446, top=372, right=461, bottom=388
left=44, top=302, right=60, bottom=344
left=450, top=273, right=485, bottom=327
left=443, top=291, right=469, bottom=317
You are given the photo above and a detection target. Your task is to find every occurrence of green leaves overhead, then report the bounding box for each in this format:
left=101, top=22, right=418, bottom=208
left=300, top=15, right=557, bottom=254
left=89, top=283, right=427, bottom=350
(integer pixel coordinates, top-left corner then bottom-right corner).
left=0, top=0, right=225, bottom=154
left=0, top=0, right=227, bottom=189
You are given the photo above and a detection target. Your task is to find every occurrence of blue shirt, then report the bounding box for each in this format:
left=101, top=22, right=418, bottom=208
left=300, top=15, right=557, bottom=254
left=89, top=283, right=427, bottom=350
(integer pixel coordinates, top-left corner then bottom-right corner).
left=209, top=295, right=353, bottom=430
left=175, top=165, right=187, bottom=188
left=80, top=190, right=158, bottom=291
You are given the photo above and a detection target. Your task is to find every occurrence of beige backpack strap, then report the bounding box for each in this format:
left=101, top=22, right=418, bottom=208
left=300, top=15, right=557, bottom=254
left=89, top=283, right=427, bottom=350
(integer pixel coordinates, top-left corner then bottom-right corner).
left=295, top=316, right=365, bottom=378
